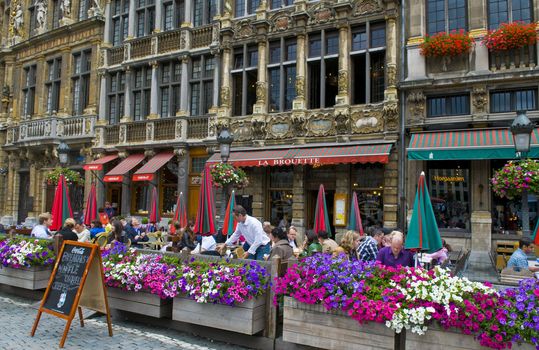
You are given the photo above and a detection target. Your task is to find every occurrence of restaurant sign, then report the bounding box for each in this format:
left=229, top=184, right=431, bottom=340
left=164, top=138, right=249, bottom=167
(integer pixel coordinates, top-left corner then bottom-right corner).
left=257, top=157, right=321, bottom=167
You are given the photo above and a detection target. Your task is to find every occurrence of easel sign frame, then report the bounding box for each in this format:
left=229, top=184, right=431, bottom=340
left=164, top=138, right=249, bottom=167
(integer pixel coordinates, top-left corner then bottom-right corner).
left=30, top=241, right=113, bottom=348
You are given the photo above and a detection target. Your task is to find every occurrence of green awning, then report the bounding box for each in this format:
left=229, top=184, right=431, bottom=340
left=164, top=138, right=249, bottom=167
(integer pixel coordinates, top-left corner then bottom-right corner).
left=408, top=128, right=539, bottom=160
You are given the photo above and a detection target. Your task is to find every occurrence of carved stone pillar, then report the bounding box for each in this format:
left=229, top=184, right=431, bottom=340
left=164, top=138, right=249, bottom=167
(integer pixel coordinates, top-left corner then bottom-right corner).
left=220, top=46, right=231, bottom=107
left=383, top=150, right=398, bottom=228
left=98, top=72, right=107, bottom=121
left=212, top=52, right=220, bottom=109
left=183, top=0, right=192, bottom=26
left=254, top=40, right=267, bottom=114
left=292, top=165, right=305, bottom=242
left=35, top=56, right=46, bottom=117
left=119, top=152, right=131, bottom=217
left=154, top=0, right=163, bottom=32
left=178, top=55, right=189, bottom=115
left=148, top=61, right=159, bottom=118
left=293, top=33, right=306, bottom=110
left=385, top=15, right=398, bottom=94
left=123, top=67, right=132, bottom=120
left=103, top=0, right=112, bottom=44
left=175, top=148, right=188, bottom=202
left=61, top=48, right=73, bottom=116
left=336, top=24, right=349, bottom=105
left=128, top=0, right=136, bottom=38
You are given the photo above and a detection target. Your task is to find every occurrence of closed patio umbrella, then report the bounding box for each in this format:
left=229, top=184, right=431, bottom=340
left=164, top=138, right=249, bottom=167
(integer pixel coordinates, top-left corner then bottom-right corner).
left=532, top=219, right=539, bottom=245
left=193, top=168, right=216, bottom=236
left=313, top=184, right=331, bottom=236
left=347, top=191, right=364, bottom=235
left=50, top=174, right=73, bottom=231
left=222, top=189, right=237, bottom=237
left=83, top=182, right=97, bottom=226
left=173, top=191, right=188, bottom=228
left=149, top=186, right=159, bottom=224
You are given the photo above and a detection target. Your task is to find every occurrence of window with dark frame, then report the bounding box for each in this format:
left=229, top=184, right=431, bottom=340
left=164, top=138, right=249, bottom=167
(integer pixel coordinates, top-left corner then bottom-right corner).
left=22, top=65, right=37, bottom=118
left=268, top=38, right=297, bottom=113
left=351, top=23, right=386, bottom=105
left=308, top=31, right=339, bottom=109
left=193, top=0, right=217, bottom=27
left=112, top=0, right=129, bottom=46
left=427, top=94, right=470, bottom=117
left=490, top=88, right=537, bottom=113
left=79, top=0, right=91, bottom=20
left=52, top=0, right=61, bottom=29
left=136, top=0, right=155, bottom=37
left=163, top=0, right=184, bottom=30
left=270, top=0, right=292, bottom=9
left=45, top=57, right=62, bottom=114
left=132, top=66, right=152, bottom=120
left=159, top=61, right=181, bottom=117
left=72, top=50, right=92, bottom=116
left=488, top=0, right=532, bottom=29
left=107, top=71, right=125, bottom=124
left=427, top=0, right=467, bottom=35
left=28, top=1, right=37, bottom=34
left=190, top=55, right=214, bottom=116
left=235, top=0, right=260, bottom=17
left=232, top=45, right=258, bottom=116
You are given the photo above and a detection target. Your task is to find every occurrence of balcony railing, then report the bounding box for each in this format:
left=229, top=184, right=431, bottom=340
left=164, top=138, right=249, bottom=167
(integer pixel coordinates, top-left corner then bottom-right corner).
left=5, top=115, right=96, bottom=145
left=187, top=116, right=209, bottom=139
left=154, top=118, right=176, bottom=140
left=489, top=45, right=537, bottom=71
left=131, top=37, right=152, bottom=59
left=157, top=29, right=182, bottom=54
left=191, top=26, right=213, bottom=49
left=126, top=122, right=146, bottom=143
left=108, top=46, right=124, bottom=66
left=104, top=125, right=119, bottom=145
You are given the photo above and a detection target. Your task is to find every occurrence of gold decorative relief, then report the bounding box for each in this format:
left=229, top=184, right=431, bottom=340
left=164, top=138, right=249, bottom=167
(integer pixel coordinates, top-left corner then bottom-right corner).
left=383, top=100, right=399, bottom=132
left=354, top=0, right=384, bottom=16
left=267, top=114, right=292, bottom=139
left=306, top=113, right=335, bottom=137
left=338, top=70, right=348, bottom=95
left=220, top=87, right=230, bottom=107
left=230, top=119, right=252, bottom=142
left=351, top=108, right=384, bottom=134
left=295, top=76, right=305, bottom=98
left=234, top=20, right=254, bottom=39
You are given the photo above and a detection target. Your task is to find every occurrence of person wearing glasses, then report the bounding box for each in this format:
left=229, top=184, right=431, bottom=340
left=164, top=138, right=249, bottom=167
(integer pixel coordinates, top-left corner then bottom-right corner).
left=219, top=205, right=271, bottom=260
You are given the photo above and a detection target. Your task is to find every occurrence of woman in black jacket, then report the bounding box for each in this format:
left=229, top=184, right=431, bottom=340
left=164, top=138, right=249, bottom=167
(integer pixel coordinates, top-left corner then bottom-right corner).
left=178, top=226, right=197, bottom=251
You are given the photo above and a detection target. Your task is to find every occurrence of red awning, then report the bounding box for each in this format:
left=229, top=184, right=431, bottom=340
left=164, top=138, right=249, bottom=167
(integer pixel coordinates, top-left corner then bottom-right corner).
left=83, top=154, right=119, bottom=171
left=132, top=152, right=175, bottom=181
left=104, top=154, right=145, bottom=182
left=207, top=144, right=392, bottom=167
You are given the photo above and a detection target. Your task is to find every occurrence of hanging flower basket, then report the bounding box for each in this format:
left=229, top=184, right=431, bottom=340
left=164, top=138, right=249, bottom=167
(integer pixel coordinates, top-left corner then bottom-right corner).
left=483, top=22, right=538, bottom=51
left=209, top=163, right=249, bottom=189
left=420, top=30, right=473, bottom=57
left=491, top=159, right=539, bottom=200
left=45, top=167, right=84, bottom=186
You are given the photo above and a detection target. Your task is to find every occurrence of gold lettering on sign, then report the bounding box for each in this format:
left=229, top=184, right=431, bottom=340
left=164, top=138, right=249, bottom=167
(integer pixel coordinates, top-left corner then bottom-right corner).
left=432, top=175, right=465, bottom=182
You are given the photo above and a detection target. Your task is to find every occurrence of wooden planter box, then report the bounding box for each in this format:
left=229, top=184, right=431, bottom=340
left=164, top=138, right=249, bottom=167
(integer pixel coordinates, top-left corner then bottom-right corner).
left=0, top=265, right=52, bottom=290
left=107, top=287, right=172, bottom=318
left=283, top=297, right=395, bottom=350
left=407, top=326, right=536, bottom=350
left=172, top=294, right=266, bottom=335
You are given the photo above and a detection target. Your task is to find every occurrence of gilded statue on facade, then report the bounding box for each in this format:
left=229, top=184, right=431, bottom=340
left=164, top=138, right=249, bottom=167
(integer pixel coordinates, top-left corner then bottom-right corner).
left=9, top=1, right=24, bottom=38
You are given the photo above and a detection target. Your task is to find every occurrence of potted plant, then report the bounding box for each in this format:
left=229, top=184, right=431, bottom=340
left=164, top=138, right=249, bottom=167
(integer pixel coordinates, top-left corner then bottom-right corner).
left=483, top=22, right=538, bottom=51
left=420, top=30, right=473, bottom=71
left=491, top=159, right=539, bottom=200
left=45, top=167, right=84, bottom=186
left=209, top=163, right=249, bottom=189
left=0, top=237, right=56, bottom=290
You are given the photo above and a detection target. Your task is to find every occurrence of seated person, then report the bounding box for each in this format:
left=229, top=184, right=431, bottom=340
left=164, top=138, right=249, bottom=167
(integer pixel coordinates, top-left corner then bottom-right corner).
left=423, top=239, right=452, bottom=265
left=74, top=220, right=91, bottom=242
left=178, top=226, right=197, bottom=251
left=57, top=218, right=79, bottom=241
left=192, top=234, right=217, bottom=254
left=89, top=220, right=105, bottom=239
left=269, top=227, right=293, bottom=261
left=300, top=230, right=322, bottom=257
left=358, top=227, right=384, bottom=262
left=335, top=230, right=361, bottom=260
left=318, top=230, right=338, bottom=254
left=507, top=238, right=539, bottom=273
left=376, top=233, right=414, bottom=268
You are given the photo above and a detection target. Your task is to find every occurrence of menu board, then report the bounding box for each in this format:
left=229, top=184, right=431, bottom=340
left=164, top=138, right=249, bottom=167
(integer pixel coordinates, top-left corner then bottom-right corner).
left=42, top=244, right=92, bottom=316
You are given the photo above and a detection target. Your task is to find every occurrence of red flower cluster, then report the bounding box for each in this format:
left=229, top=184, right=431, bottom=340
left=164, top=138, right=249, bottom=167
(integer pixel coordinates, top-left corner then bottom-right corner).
left=483, top=22, right=538, bottom=51
left=420, top=30, right=473, bottom=57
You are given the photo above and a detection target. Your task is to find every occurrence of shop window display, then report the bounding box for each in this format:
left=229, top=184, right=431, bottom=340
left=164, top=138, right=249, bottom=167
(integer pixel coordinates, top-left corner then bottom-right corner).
left=267, top=167, right=293, bottom=227
left=352, top=164, right=384, bottom=226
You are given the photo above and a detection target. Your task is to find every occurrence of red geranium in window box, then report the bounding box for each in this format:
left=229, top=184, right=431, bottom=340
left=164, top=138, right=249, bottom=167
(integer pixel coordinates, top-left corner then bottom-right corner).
left=420, top=30, right=473, bottom=57
left=483, top=22, right=538, bottom=51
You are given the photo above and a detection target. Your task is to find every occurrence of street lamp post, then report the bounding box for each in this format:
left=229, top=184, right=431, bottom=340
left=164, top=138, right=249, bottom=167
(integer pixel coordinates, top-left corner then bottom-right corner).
left=510, top=110, right=534, bottom=238
left=217, top=128, right=234, bottom=230
left=57, top=141, right=70, bottom=165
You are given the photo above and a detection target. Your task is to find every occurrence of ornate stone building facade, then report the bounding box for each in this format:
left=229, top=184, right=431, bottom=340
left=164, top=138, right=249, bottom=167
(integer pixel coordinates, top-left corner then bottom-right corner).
left=0, top=0, right=104, bottom=225
left=402, top=0, right=539, bottom=255
left=209, top=0, right=401, bottom=235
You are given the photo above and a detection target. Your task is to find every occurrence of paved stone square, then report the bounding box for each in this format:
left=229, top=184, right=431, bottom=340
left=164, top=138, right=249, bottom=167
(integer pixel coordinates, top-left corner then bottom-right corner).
left=0, top=292, right=248, bottom=350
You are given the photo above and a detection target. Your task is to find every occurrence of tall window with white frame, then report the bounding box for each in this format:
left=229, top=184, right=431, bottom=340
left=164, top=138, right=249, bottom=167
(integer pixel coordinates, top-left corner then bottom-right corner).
left=270, top=0, right=292, bottom=9
left=268, top=38, right=296, bottom=113
left=232, top=45, right=258, bottom=116
left=159, top=61, right=181, bottom=117
left=163, top=0, right=184, bottom=30
left=28, top=1, right=37, bottom=34
left=235, top=0, right=260, bottom=17
left=132, top=66, right=152, bottom=120
left=45, top=58, right=62, bottom=114
left=107, top=71, right=125, bottom=124
left=79, top=0, right=92, bottom=20
left=193, top=0, right=217, bottom=26
left=111, top=0, right=129, bottom=46
left=308, top=31, right=339, bottom=109
left=51, top=0, right=61, bottom=29
left=351, top=23, right=386, bottom=105
left=22, top=65, right=37, bottom=118
left=136, top=0, right=155, bottom=37
left=488, top=0, right=532, bottom=29
left=190, top=56, right=214, bottom=116
left=72, top=50, right=92, bottom=116
left=427, top=0, right=467, bottom=35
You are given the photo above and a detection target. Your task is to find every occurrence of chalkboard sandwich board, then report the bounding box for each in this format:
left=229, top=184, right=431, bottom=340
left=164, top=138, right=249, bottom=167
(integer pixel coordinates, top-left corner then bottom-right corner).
left=30, top=241, right=113, bottom=348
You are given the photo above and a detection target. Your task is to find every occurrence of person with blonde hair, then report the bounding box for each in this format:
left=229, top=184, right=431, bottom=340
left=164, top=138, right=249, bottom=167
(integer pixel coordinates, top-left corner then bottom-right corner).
left=31, top=213, right=52, bottom=238
left=334, top=230, right=361, bottom=260
left=58, top=218, right=79, bottom=241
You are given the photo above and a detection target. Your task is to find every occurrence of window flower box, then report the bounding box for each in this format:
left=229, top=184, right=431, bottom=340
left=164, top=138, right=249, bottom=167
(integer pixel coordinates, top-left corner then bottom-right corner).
left=483, top=22, right=538, bottom=52
left=0, top=265, right=52, bottom=290
left=421, top=31, right=473, bottom=72
left=106, top=287, right=172, bottom=318
left=172, top=294, right=266, bottom=335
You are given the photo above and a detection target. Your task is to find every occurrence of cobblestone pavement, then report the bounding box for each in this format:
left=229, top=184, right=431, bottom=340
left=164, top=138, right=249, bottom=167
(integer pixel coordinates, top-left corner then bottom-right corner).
left=0, top=292, right=248, bottom=350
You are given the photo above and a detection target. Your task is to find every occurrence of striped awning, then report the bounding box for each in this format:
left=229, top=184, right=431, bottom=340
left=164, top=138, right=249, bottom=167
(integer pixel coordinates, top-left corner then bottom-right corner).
left=207, top=144, right=393, bottom=167
left=132, top=152, right=175, bottom=181
left=408, top=128, right=539, bottom=160
left=83, top=154, right=118, bottom=171
left=104, top=154, right=145, bottom=182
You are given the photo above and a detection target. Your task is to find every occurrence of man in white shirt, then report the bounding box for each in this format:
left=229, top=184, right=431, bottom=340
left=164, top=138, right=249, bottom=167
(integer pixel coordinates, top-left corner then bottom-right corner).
left=31, top=213, right=52, bottom=239
left=221, top=205, right=270, bottom=260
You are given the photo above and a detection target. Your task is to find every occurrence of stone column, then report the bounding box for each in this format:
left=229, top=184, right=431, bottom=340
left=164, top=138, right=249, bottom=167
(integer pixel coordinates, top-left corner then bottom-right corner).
left=183, top=0, right=192, bottom=25
left=406, top=0, right=426, bottom=80
left=96, top=170, right=105, bottom=208
left=253, top=40, right=267, bottom=114
left=103, top=0, right=112, bottom=44
left=149, top=61, right=159, bottom=118
left=293, top=33, right=306, bottom=109
left=336, top=25, right=349, bottom=105
left=212, top=52, right=220, bottom=108
left=128, top=0, right=136, bottom=38
left=35, top=56, right=46, bottom=117
left=250, top=167, right=265, bottom=220
left=471, top=160, right=492, bottom=252
left=383, top=150, right=399, bottom=229
left=98, top=72, right=108, bottom=121
left=471, top=29, right=490, bottom=73
left=61, top=48, right=73, bottom=116
left=123, top=67, right=132, bottom=120
left=121, top=176, right=131, bottom=217
left=179, top=56, right=189, bottom=115
left=176, top=149, right=189, bottom=200
left=292, top=165, right=305, bottom=244
left=154, top=0, right=163, bottom=32
left=334, top=164, right=350, bottom=242
left=219, top=46, right=232, bottom=112
left=385, top=15, right=398, bottom=93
